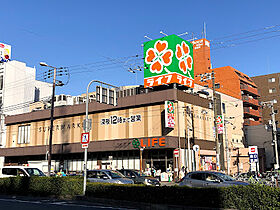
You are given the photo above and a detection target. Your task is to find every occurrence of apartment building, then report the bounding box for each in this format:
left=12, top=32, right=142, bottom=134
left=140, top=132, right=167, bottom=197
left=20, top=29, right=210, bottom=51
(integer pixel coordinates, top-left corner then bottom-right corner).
left=192, top=39, right=262, bottom=127
left=251, top=73, right=280, bottom=126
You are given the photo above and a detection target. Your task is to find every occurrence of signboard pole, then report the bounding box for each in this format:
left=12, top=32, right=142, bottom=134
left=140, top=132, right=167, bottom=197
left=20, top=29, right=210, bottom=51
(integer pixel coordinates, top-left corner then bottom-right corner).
left=83, top=81, right=94, bottom=196
left=82, top=80, right=118, bottom=196
left=187, top=127, right=191, bottom=172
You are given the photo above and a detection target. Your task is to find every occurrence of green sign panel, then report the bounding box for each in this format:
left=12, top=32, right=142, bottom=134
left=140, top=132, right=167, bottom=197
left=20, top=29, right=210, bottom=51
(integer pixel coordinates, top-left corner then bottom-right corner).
left=143, top=34, right=194, bottom=88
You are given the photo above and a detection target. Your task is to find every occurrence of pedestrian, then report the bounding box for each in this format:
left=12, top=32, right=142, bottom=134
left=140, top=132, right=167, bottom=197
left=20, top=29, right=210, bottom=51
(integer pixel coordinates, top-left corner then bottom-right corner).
left=180, top=166, right=185, bottom=179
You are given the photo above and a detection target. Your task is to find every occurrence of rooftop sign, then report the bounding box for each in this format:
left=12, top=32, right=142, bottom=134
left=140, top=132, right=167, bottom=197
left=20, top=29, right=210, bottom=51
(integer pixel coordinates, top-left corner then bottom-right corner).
left=144, top=34, right=194, bottom=88
left=0, top=42, right=11, bottom=62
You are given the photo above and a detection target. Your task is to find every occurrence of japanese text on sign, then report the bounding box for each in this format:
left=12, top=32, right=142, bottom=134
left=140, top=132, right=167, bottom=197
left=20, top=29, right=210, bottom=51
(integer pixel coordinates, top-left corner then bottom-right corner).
left=100, top=114, right=142, bottom=125
left=144, top=72, right=194, bottom=88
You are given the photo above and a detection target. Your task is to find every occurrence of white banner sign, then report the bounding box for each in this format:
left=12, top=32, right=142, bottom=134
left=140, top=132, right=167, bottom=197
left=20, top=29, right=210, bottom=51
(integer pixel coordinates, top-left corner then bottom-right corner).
left=165, top=101, right=175, bottom=128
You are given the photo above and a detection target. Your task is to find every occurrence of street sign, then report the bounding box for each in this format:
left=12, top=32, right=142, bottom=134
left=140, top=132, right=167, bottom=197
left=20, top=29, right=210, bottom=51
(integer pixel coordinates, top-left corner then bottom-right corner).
left=249, top=154, right=258, bottom=163
left=249, top=146, right=258, bottom=155
left=249, top=146, right=258, bottom=163
left=174, top=149, right=179, bottom=157
left=82, top=144, right=88, bottom=149
left=193, top=145, right=200, bottom=152
left=81, top=132, right=90, bottom=144
left=83, top=119, right=92, bottom=131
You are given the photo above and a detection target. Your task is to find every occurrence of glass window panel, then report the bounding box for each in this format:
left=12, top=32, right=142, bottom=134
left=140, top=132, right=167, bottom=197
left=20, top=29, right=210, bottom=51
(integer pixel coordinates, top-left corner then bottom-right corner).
left=27, top=125, right=30, bottom=143
left=17, top=127, right=21, bottom=144
left=24, top=126, right=28, bottom=143
left=20, top=126, right=24, bottom=144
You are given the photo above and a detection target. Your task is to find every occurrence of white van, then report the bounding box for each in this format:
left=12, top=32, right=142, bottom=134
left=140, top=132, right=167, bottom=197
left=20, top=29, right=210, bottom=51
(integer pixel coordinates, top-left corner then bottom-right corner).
left=0, top=166, right=46, bottom=178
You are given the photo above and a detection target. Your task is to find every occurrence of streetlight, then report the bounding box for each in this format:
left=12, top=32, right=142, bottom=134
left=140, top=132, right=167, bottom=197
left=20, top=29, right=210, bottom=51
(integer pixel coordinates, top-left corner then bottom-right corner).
left=40, top=62, right=63, bottom=176
left=83, top=80, right=118, bottom=196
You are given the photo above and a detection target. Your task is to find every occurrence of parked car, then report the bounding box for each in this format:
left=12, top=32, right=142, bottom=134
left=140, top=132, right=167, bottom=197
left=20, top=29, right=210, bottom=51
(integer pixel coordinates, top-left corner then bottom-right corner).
left=179, top=171, right=249, bottom=188
left=87, top=169, right=134, bottom=184
left=118, top=169, right=160, bottom=186
left=0, top=166, right=46, bottom=178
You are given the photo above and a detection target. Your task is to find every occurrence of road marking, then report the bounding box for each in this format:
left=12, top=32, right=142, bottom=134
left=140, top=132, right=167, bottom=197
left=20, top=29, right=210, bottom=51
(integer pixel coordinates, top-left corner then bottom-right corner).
left=0, top=198, right=134, bottom=209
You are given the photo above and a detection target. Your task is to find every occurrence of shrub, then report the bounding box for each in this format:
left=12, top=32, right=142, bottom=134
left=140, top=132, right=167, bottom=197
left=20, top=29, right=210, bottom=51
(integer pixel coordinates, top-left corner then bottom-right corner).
left=0, top=176, right=83, bottom=198
left=0, top=177, right=279, bottom=209
left=86, top=183, right=280, bottom=209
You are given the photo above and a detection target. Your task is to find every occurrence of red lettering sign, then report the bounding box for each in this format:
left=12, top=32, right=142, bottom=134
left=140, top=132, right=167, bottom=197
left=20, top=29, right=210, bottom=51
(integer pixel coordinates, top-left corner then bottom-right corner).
left=139, top=137, right=166, bottom=148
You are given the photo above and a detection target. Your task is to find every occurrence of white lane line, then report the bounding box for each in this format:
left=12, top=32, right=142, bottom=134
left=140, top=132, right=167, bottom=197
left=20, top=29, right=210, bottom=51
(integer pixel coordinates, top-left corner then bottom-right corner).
left=0, top=198, right=42, bottom=204
left=0, top=198, right=134, bottom=209
left=49, top=201, right=133, bottom=209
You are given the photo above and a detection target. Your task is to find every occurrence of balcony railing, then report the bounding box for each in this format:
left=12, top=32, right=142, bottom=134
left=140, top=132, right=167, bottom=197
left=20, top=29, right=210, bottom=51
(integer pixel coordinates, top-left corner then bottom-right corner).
left=244, top=119, right=262, bottom=126
left=242, top=95, right=260, bottom=107
left=240, top=84, right=259, bottom=96
left=244, top=107, right=261, bottom=117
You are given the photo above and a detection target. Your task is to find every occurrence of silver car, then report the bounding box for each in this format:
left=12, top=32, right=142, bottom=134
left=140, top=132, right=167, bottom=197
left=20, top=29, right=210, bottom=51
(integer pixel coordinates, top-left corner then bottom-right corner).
left=179, top=171, right=249, bottom=187
left=87, top=169, right=134, bottom=184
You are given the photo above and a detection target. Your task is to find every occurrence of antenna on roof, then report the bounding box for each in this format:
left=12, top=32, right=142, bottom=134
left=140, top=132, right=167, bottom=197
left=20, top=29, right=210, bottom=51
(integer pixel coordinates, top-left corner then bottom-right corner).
left=160, top=31, right=168, bottom=36
left=144, top=35, right=152, bottom=40
left=202, top=22, right=207, bottom=39
left=177, top=32, right=188, bottom=37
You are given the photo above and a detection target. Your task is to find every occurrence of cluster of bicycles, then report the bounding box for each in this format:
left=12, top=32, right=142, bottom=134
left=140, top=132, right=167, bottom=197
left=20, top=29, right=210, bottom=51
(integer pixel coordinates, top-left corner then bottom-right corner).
left=234, top=171, right=279, bottom=187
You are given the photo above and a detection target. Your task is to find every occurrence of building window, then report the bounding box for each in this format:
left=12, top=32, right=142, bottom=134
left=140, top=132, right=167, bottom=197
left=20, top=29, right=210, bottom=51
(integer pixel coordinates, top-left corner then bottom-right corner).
left=269, top=88, right=276, bottom=93
left=222, top=103, right=226, bottom=114
left=0, top=75, right=3, bottom=90
left=18, top=125, right=31, bottom=144
left=268, top=78, right=276, bottom=83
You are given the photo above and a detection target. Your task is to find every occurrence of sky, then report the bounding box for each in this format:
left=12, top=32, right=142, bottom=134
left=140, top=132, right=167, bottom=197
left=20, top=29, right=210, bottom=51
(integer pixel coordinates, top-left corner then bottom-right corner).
left=1, top=0, right=280, bottom=96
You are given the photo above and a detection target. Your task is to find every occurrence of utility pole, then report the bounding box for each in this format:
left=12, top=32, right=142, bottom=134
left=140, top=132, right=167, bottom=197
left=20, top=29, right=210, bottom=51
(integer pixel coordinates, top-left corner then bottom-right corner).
left=211, top=71, right=220, bottom=171
left=262, top=101, right=279, bottom=170
left=196, top=70, right=220, bottom=170
left=224, top=119, right=234, bottom=175
left=183, top=106, right=193, bottom=172
left=271, top=104, right=279, bottom=170
left=40, top=62, right=67, bottom=176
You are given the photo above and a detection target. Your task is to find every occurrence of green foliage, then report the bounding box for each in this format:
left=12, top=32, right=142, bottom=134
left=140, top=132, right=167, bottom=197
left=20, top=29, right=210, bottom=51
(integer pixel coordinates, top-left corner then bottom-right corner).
left=220, top=185, right=280, bottom=209
left=86, top=183, right=280, bottom=209
left=0, top=177, right=279, bottom=209
left=0, top=176, right=82, bottom=198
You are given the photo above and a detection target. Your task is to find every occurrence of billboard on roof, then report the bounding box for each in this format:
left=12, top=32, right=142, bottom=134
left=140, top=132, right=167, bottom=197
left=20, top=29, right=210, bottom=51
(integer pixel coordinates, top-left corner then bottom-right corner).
left=0, top=42, right=11, bottom=62
left=143, top=34, right=194, bottom=88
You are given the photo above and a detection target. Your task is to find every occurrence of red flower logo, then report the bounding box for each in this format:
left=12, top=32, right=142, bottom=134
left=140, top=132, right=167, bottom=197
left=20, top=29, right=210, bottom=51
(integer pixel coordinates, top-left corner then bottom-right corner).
left=145, top=40, right=173, bottom=73
left=175, top=41, right=193, bottom=74
left=168, top=103, right=174, bottom=113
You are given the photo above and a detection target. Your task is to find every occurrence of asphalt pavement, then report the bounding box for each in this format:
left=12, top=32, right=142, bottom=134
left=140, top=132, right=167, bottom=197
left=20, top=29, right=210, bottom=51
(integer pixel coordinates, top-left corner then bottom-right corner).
left=0, top=196, right=135, bottom=210
left=0, top=195, right=204, bottom=210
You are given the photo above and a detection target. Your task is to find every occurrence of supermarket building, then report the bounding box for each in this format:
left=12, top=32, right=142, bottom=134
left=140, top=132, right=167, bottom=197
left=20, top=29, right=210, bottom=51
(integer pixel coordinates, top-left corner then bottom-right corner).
left=1, top=88, right=217, bottom=173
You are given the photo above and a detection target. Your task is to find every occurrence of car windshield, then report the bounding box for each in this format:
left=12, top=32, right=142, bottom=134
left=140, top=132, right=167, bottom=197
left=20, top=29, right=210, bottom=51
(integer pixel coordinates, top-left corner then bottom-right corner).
left=107, top=170, right=125, bottom=178
left=25, top=168, right=45, bottom=176
left=216, top=173, right=235, bottom=181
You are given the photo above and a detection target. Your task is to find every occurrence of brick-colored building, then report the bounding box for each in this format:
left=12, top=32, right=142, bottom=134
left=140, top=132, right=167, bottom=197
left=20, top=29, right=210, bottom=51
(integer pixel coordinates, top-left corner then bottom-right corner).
left=251, top=73, right=280, bottom=126
left=192, top=39, right=262, bottom=126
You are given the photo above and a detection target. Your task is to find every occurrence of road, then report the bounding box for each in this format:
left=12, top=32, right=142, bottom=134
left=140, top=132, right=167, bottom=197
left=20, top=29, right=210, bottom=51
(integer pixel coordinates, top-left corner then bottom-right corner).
left=0, top=196, right=135, bottom=210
